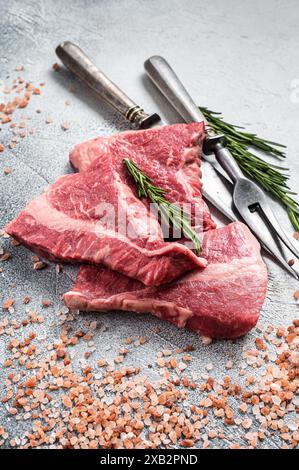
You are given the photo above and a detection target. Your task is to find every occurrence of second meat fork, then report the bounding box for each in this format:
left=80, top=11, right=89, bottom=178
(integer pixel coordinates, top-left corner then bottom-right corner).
left=144, top=55, right=299, bottom=279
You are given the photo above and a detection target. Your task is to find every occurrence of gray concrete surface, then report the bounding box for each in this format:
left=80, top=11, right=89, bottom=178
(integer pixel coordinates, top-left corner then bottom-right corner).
left=0, top=0, right=298, bottom=449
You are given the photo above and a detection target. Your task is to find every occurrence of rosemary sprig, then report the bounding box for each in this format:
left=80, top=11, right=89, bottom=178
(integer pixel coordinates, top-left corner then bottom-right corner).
left=199, top=106, right=299, bottom=230
left=123, top=158, right=202, bottom=255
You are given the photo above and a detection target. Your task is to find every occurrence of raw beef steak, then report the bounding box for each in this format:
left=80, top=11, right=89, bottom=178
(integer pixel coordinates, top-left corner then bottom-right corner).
left=69, top=122, right=215, bottom=232
left=64, top=222, right=268, bottom=339
left=6, top=123, right=210, bottom=286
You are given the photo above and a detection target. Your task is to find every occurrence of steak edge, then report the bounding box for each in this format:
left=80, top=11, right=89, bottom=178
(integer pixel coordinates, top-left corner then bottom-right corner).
left=64, top=222, right=268, bottom=339
left=6, top=123, right=211, bottom=286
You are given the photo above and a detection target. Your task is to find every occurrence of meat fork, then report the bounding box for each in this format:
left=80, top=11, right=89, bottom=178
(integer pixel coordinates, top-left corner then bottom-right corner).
left=144, top=56, right=299, bottom=280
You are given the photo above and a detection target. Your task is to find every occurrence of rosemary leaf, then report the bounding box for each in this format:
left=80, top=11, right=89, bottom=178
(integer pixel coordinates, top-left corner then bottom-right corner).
left=288, top=208, right=299, bottom=232
left=123, top=158, right=202, bottom=255
left=199, top=106, right=299, bottom=228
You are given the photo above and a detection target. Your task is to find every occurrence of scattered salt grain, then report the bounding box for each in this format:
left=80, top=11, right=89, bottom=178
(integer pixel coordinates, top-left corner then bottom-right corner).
left=242, top=418, right=252, bottom=430
left=61, top=122, right=70, bottom=131
left=33, top=261, right=47, bottom=270
left=289, top=351, right=299, bottom=365
left=201, top=336, right=212, bottom=345
left=287, top=421, right=298, bottom=432
left=239, top=403, right=248, bottom=413
left=272, top=395, right=281, bottom=406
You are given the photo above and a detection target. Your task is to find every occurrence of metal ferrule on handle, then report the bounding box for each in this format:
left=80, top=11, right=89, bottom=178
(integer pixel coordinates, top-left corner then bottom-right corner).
left=56, top=42, right=160, bottom=129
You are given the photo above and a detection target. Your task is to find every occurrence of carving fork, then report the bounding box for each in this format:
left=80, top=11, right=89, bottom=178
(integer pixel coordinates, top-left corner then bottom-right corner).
left=144, top=55, right=299, bottom=279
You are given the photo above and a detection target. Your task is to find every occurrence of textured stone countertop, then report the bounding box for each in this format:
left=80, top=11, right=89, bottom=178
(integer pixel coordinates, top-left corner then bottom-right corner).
left=0, top=0, right=298, bottom=449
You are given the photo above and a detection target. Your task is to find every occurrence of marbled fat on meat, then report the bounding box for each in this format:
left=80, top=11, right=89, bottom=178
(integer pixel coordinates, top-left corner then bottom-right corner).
left=6, top=123, right=211, bottom=286
left=64, top=222, right=268, bottom=339
left=70, top=122, right=215, bottom=232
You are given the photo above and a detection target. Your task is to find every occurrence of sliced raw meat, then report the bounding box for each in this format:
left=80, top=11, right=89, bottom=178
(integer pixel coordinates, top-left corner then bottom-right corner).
left=6, top=123, right=210, bottom=286
left=64, top=222, right=268, bottom=339
left=69, top=123, right=216, bottom=232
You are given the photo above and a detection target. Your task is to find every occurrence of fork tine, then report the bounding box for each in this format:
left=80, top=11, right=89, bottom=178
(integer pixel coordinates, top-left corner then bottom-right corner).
left=236, top=208, right=299, bottom=280
left=260, top=203, right=299, bottom=259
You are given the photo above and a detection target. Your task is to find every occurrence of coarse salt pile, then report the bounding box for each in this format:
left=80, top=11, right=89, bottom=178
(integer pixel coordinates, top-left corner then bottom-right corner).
left=0, top=285, right=298, bottom=449
left=0, top=68, right=43, bottom=156
left=0, top=65, right=70, bottom=165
